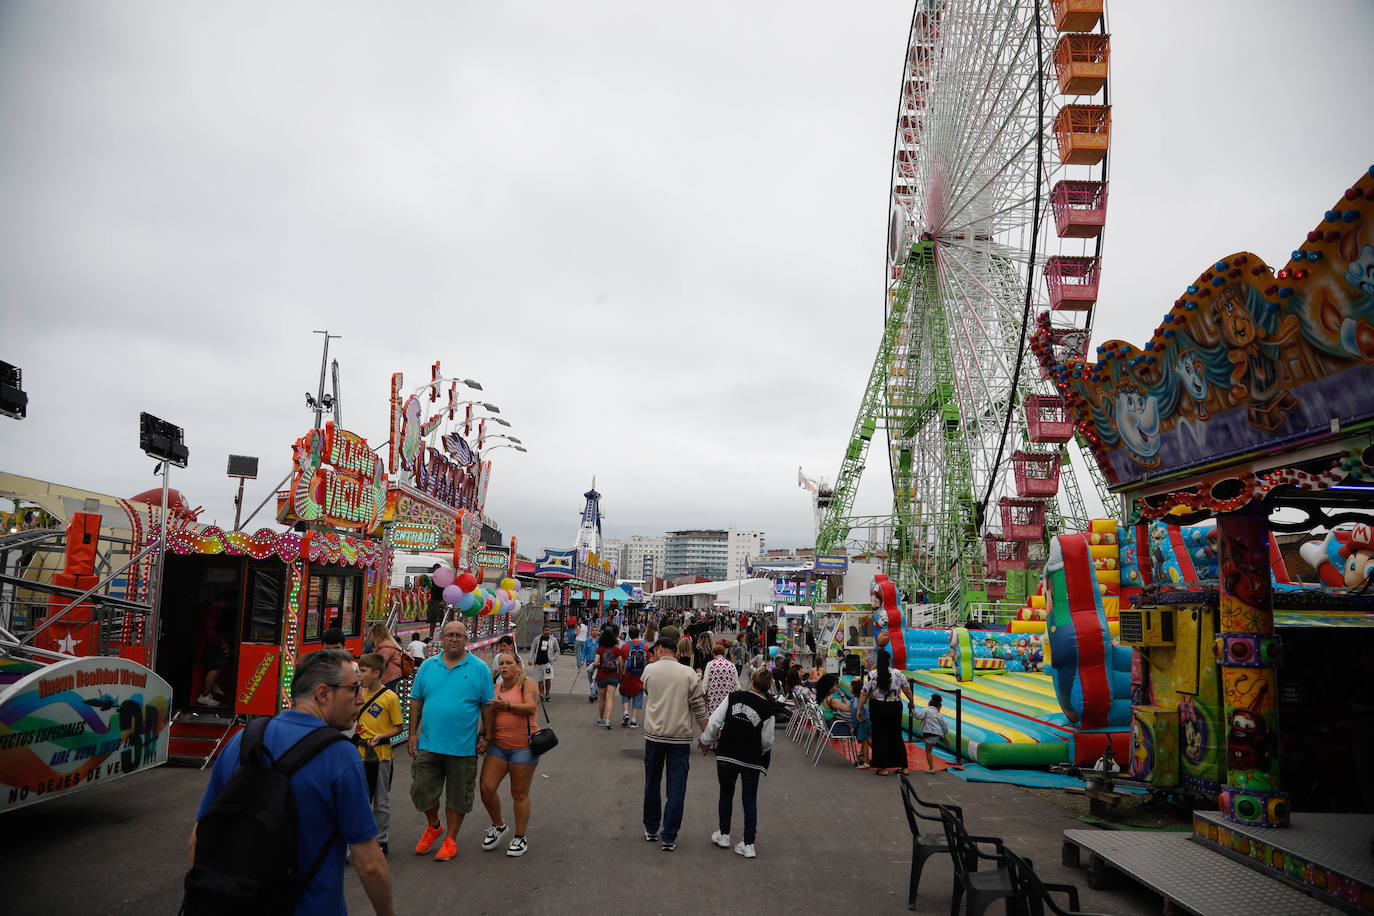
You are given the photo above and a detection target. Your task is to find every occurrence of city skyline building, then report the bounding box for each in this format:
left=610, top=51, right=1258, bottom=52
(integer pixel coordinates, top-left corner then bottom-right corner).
left=727, top=529, right=765, bottom=581
left=622, top=535, right=666, bottom=581
left=665, top=529, right=729, bottom=580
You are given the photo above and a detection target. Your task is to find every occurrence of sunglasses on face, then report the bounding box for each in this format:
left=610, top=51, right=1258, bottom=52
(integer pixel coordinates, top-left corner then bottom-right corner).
left=329, top=682, right=362, bottom=696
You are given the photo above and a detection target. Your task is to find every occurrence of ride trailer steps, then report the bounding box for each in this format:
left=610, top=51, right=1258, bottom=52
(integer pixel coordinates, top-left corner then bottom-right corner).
left=168, top=710, right=243, bottom=768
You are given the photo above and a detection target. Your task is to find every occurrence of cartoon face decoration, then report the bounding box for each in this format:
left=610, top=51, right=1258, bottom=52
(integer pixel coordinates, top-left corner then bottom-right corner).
left=1175, top=348, right=1209, bottom=417
left=1113, top=383, right=1161, bottom=467
left=1181, top=699, right=1207, bottom=765
left=1216, top=289, right=1257, bottom=347
left=1345, top=243, right=1374, bottom=297
left=1227, top=706, right=1270, bottom=771
left=1130, top=716, right=1154, bottom=777
left=1339, top=522, right=1374, bottom=586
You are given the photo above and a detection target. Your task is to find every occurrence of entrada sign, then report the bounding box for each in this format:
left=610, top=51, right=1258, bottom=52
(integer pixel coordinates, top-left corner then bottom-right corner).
left=392, top=520, right=441, bottom=551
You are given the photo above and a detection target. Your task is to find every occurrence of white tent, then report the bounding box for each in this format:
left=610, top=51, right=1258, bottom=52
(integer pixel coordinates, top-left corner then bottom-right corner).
left=651, top=577, right=775, bottom=610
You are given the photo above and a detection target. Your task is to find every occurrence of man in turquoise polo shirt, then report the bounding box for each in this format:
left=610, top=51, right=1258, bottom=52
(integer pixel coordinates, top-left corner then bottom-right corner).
left=408, top=619, right=494, bottom=863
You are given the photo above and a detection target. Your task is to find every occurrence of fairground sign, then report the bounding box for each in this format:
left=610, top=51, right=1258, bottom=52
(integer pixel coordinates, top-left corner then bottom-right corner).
left=0, top=657, right=171, bottom=812
left=281, top=423, right=387, bottom=533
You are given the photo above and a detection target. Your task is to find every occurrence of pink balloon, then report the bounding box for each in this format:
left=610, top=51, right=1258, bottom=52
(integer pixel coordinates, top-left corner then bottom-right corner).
left=432, top=567, right=456, bottom=589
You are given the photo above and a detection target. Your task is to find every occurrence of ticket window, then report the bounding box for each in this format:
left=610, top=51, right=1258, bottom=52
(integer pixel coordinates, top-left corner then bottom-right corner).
left=302, top=570, right=364, bottom=645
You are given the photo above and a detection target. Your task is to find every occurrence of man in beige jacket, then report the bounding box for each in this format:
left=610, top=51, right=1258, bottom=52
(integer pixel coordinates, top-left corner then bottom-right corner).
left=640, top=636, right=709, bottom=851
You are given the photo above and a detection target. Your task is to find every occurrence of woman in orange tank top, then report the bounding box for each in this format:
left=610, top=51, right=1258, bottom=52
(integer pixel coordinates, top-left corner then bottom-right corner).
left=478, top=652, right=540, bottom=856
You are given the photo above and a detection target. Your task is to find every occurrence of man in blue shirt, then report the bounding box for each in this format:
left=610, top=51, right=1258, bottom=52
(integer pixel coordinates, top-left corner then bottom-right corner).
left=408, top=618, right=495, bottom=862
left=190, top=648, right=394, bottom=915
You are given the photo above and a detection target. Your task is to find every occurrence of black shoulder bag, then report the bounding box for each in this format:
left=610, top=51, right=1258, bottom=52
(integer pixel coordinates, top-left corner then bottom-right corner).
left=528, top=696, right=558, bottom=755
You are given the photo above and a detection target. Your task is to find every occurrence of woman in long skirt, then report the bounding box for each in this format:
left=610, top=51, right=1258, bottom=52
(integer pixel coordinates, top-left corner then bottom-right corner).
left=858, top=649, right=914, bottom=775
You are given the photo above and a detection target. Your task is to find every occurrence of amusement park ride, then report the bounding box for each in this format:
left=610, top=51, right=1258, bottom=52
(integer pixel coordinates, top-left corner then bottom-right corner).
left=816, top=0, right=1116, bottom=612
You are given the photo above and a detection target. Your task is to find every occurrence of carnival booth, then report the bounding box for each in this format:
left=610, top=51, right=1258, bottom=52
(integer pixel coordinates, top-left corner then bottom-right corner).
left=154, top=526, right=383, bottom=716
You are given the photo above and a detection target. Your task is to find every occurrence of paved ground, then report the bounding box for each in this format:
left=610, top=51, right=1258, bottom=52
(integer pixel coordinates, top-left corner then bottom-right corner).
left=2, top=652, right=1165, bottom=914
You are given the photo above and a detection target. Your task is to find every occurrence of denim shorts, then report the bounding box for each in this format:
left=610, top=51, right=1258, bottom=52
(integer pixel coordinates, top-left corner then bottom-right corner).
left=487, top=743, right=540, bottom=766
left=596, top=678, right=619, bottom=688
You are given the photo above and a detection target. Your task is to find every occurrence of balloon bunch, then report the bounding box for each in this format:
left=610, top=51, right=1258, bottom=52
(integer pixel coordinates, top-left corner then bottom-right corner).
left=431, top=567, right=521, bottom=617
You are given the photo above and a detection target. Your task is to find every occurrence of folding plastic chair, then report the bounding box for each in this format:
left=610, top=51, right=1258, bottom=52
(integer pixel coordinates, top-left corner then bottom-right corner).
left=1004, top=849, right=1111, bottom=916
left=937, top=804, right=1016, bottom=916
left=897, top=775, right=954, bottom=910
left=811, top=711, right=858, bottom=767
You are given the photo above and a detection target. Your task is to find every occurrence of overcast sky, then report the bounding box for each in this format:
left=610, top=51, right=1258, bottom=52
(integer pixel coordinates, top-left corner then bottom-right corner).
left=2, top=1, right=1371, bottom=558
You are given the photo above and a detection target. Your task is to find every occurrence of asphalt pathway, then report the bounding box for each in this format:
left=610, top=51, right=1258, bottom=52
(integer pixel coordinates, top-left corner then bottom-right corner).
left=2, top=652, right=1163, bottom=914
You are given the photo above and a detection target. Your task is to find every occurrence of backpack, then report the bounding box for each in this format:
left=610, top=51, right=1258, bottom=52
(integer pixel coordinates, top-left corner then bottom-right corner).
left=597, top=645, right=620, bottom=675
left=399, top=651, right=416, bottom=678
left=625, top=642, right=647, bottom=676
left=181, top=718, right=347, bottom=916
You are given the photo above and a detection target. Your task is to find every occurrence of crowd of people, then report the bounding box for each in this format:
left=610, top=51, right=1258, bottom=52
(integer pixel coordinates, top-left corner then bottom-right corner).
left=184, top=606, right=941, bottom=915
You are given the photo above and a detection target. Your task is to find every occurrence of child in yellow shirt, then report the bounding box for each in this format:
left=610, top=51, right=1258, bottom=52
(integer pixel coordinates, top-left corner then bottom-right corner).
left=356, top=652, right=405, bottom=855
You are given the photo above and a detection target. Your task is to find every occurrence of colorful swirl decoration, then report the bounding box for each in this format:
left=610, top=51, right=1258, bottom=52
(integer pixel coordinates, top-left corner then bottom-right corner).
left=162, top=527, right=304, bottom=562
left=301, top=530, right=383, bottom=568
left=160, top=526, right=380, bottom=569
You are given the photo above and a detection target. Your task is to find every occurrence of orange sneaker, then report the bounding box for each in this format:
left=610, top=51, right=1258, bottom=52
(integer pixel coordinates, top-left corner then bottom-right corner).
left=434, top=837, right=458, bottom=862
left=415, top=825, right=444, bottom=855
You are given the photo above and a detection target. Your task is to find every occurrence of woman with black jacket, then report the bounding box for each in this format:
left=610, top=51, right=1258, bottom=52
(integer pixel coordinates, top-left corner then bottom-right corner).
left=699, top=667, right=776, bottom=859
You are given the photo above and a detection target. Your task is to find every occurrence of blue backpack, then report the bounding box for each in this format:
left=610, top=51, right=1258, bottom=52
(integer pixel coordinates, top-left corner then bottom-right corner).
left=625, top=641, right=647, bottom=676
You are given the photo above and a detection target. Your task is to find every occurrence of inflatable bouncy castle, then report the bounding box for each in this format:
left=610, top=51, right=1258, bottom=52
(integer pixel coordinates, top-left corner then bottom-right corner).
left=870, top=549, right=1133, bottom=767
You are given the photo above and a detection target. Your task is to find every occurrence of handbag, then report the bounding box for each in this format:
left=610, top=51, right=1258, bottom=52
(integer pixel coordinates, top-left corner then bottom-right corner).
left=528, top=696, right=558, bottom=755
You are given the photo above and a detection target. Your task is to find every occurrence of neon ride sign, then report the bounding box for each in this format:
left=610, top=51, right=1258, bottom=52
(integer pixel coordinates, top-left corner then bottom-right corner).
left=388, top=367, right=487, bottom=515
left=283, top=423, right=387, bottom=532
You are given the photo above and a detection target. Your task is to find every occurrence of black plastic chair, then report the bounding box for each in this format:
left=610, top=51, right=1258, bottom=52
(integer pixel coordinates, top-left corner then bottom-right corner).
left=937, top=804, right=1016, bottom=916
left=1003, top=849, right=1111, bottom=916
left=897, top=774, right=958, bottom=910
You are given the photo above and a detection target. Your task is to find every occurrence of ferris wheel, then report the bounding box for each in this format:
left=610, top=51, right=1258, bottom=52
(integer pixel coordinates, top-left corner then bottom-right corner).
left=817, top=0, right=1114, bottom=607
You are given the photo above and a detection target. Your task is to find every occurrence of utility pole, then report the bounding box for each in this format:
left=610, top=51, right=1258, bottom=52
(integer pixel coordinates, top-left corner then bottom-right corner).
left=312, top=330, right=341, bottom=430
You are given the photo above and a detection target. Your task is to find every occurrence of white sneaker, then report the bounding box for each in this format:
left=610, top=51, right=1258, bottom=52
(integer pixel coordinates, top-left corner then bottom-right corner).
left=481, top=824, right=507, bottom=850
left=196, top=693, right=223, bottom=707
left=507, top=835, right=528, bottom=857
left=734, top=841, right=756, bottom=858
left=711, top=830, right=731, bottom=848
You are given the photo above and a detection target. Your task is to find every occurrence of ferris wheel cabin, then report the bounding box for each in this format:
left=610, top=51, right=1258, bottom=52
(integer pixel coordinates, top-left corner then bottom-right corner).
left=1044, top=255, right=1102, bottom=311
left=1050, top=0, right=1104, bottom=33
left=1051, top=180, right=1108, bottom=238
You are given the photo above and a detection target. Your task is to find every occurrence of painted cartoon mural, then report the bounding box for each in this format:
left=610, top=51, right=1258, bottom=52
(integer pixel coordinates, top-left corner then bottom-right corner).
left=1032, top=165, right=1374, bottom=499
